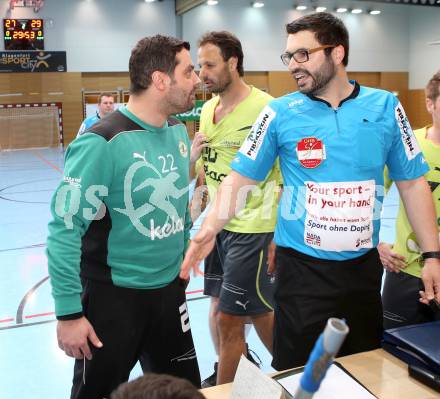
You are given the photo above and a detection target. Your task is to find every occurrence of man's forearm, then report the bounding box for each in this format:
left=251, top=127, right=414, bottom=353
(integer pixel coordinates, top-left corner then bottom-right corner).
left=202, top=171, right=257, bottom=234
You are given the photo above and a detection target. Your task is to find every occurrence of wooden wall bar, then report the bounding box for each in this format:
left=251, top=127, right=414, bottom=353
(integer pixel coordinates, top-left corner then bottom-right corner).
left=407, top=89, right=430, bottom=130
left=81, top=72, right=130, bottom=92
left=0, top=72, right=83, bottom=145
left=0, top=70, right=431, bottom=147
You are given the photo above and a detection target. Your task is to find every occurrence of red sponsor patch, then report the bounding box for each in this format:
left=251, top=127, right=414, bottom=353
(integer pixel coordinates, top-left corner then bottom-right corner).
left=296, top=137, right=325, bottom=168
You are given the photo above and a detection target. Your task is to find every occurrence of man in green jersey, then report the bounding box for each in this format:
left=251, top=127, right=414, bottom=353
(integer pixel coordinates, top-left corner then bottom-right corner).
left=46, top=35, right=201, bottom=399
left=190, top=31, right=281, bottom=386
left=380, top=70, right=440, bottom=328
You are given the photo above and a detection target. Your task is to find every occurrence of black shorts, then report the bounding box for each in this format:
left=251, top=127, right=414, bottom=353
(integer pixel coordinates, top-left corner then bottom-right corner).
left=382, top=270, right=440, bottom=329
left=203, top=230, right=275, bottom=316
left=272, top=246, right=383, bottom=370
left=70, top=277, right=200, bottom=399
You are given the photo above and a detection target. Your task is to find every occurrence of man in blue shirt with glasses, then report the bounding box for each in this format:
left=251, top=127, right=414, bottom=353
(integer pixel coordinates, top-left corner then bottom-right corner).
left=180, top=12, right=440, bottom=370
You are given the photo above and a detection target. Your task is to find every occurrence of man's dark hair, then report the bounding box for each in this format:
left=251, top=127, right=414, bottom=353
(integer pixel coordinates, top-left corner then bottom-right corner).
left=98, top=92, right=115, bottom=103
left=129, top=35, right=190, bottom=94
left=426, top=70, right=440, bottom=102
left=286, top=12, right=349, bottom=66
left=198, top=31, right=244, bottom=77
left=110, top=373, right=205, bottom=399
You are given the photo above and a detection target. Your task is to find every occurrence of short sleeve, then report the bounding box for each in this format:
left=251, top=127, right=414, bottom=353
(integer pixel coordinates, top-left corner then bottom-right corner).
left=231, top=104, right=279, bottom=181
left=386, top=98, right=428, bottom=182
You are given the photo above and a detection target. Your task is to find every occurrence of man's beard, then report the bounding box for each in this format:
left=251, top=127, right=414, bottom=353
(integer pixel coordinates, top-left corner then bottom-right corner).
left=294, top=56, right=336, bottom=96
left=165, top=88, right=195, bottom=115
left=203, top=68, right=233, bottom=94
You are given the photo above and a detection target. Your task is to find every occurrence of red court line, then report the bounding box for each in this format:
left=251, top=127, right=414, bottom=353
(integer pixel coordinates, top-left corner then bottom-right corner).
left=32, top=151, right=63, bottom=174
left=0, top=318, right=14, bottom=324
left=24, top=312, right=55, bottom=319
left=186, top=289, right=203, bottom=295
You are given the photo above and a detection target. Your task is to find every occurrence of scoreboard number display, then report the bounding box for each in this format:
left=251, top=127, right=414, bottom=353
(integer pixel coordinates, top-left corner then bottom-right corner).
left=3, top=19, right=44, bottom=50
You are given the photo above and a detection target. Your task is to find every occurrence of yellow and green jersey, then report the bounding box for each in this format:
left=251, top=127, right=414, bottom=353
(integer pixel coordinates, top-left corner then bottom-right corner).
left=196, top=86, right=281, bottom=233
left=385, top=126, right=440, bottom=278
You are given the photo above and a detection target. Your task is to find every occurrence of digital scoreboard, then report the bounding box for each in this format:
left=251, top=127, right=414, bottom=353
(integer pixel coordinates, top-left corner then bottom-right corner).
left=3, top=19, right=44, bottom=50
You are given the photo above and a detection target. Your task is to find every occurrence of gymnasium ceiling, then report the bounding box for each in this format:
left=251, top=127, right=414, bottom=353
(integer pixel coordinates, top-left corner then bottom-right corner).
left=175, top=0, right=440, bottom=15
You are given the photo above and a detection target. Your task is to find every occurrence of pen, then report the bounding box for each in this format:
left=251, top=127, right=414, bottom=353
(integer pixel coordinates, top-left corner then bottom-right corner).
left=293, top=318, right=350, bottom=399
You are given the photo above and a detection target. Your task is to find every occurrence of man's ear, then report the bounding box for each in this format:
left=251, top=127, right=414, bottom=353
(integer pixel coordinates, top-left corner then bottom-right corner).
left=151, top=71, right=171, bottom=91
left=426, top=97, right=434, bottom=114
left=332, top=45, right=345, bottom=66
left=228, top=56, right=238, bottom=73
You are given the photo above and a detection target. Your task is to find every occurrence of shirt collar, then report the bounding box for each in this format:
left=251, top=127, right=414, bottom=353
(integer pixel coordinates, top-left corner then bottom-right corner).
left=306, top=80, right=360, bottom=108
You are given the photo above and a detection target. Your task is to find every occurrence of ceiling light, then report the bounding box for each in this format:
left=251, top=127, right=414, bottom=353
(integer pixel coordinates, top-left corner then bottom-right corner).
left=351, top=8, right=362, bottom=14
left=369, top=9, right=381, bottom=15
left=336, top=7, right=347, bottom=13
left=207, top=0, right=218, bottom=5
left=296, top=5, right=307, bottom=10
left=252, top=1, right=264, bottom=7
left=315, top=6, right=327, bottom=12
left=144, top=0, right=155, bottom=2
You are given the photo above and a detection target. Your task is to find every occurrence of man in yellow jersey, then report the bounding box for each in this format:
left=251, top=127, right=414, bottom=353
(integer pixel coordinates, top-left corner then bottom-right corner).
left=380, top=70, right=440, bottom=328
left=190, top=31, right=281, bottom=386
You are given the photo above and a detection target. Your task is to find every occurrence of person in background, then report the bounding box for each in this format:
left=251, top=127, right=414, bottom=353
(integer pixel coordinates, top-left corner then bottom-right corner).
left=77, top=92, right=115, bottom=136
left=380, top=70, right=440, bottom=329
left=190, top=31, right=281, bottom=385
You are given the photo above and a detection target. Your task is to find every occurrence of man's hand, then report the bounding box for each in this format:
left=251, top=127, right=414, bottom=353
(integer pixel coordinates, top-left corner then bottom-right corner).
left=419, top=258, right=440, bottom=305
left=267, top=241, right=276, bottom=274
left=190, top=132, right=208, bottom=164
left=180, top=226, right=216, bottom=279
left=57, top=316, right=103, bottom=360
left=377, top=242, right=406, bottom=273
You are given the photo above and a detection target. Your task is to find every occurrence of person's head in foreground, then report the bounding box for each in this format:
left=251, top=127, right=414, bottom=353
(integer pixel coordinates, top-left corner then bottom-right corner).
left=110, top=373, right=205, bottom=399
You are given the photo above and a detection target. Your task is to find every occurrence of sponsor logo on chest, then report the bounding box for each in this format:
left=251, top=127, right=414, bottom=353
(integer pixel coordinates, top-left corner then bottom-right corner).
left=296, top=137, right=326, bottom=168
left=149, top=216, right=184, bottom=240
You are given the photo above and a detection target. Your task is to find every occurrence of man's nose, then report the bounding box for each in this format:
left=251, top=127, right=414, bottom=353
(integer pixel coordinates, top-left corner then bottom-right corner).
left=288, top=57, right=301, bottom=70
left=199, top=68, right=207, bottom=80
left=193, top=72, right=201, bottom=86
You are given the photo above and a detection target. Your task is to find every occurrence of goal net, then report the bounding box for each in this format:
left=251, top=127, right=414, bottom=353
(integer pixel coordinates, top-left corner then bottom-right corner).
left=0, top=103, right=63, bottom=151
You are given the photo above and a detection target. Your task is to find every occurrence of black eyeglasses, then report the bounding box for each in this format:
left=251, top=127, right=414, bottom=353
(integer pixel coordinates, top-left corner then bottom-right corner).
left=280, top=45, right=336, bottom=66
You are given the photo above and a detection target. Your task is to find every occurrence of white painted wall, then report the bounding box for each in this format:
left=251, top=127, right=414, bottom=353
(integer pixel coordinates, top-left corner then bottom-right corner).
left=0, top=0, right=176, bottom=72
left=182, top=0, right=411, bottom=73
left=182, top=0, right=440, bottom=89
left=408, top=7, right=440, bottom=89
